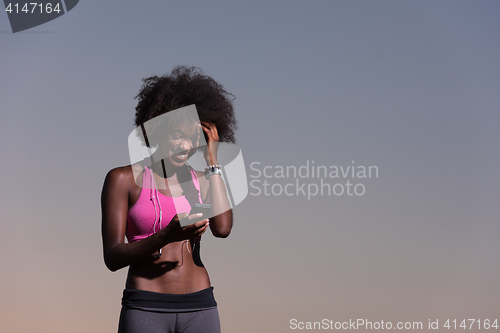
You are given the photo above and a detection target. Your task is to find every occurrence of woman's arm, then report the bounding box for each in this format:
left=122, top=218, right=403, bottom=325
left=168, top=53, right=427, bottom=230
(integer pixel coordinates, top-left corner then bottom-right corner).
left=201, top=122, right=233, bottom=238
left=101, top=167, right=208, bottom=272
left=205, top=174, right=233, bottom=238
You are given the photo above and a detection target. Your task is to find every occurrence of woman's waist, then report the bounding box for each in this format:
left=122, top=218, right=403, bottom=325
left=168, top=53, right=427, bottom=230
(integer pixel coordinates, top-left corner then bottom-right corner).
left=121, top=286, right=217, bottom=312
left=126, top=262, right=210, bottom=294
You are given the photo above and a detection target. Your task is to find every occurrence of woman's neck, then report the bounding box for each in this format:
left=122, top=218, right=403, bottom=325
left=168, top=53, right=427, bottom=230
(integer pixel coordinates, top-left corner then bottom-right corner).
left=149, top=159, right=183, bottom=180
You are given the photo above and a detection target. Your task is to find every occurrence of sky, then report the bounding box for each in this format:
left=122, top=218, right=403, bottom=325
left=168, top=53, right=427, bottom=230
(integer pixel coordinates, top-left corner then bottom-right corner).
left=1, top=1, right=499, bottom=332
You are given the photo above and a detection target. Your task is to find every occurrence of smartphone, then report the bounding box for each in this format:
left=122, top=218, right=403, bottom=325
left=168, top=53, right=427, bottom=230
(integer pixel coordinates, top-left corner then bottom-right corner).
left=180, top=204, right=212, bottom=227
left=190, top=203, right=212, bottom=216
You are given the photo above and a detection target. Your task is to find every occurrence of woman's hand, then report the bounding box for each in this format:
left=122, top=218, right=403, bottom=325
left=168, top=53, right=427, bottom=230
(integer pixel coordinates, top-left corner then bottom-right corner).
left=161, top=213, right=209, bottom=243
left=201, top=122, right=219, bottom=165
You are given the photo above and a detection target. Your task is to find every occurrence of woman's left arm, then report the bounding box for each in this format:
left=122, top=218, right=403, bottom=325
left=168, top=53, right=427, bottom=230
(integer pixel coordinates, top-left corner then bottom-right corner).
left=201, top=122, right=233, bottom=238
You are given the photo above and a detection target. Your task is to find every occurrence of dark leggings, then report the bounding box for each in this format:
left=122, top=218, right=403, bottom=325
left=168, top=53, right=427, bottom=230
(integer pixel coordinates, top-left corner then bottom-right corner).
left=118, top=306, right=220, bottom=333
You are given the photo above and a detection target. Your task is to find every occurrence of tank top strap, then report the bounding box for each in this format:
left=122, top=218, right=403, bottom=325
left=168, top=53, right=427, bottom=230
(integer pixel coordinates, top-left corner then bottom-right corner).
left=188, top=165, right=203, bottom=204
left=143, top=165, right=152, bottom=189
left=143, top=164, right=201, bottom=202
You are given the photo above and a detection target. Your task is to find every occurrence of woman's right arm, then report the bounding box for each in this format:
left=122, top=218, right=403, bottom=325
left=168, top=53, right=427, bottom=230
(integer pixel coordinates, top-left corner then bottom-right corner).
left=101, top=167, right=208, bottom=272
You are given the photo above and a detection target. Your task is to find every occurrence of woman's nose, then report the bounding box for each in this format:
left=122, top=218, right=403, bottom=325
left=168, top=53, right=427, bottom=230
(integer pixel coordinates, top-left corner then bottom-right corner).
left=180, top=140, right=192, bottom=151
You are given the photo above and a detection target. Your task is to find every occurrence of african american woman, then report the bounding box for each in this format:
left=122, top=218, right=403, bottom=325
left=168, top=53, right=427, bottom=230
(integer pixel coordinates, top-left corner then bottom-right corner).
left=101, top=66, right=237, bottom=333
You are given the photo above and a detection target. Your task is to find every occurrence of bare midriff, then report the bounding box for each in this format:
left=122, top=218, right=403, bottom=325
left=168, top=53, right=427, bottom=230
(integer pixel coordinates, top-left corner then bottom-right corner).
left=125, top=240, right=211, bottom=294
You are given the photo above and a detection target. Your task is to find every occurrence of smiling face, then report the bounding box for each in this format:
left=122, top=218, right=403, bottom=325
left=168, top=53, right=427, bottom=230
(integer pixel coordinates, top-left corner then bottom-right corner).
left=160, top=121, right=201, bottom=168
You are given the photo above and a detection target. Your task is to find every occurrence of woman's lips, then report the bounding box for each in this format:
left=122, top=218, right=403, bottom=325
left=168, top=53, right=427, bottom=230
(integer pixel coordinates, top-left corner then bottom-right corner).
left=172, top=152, right=189, bottom=162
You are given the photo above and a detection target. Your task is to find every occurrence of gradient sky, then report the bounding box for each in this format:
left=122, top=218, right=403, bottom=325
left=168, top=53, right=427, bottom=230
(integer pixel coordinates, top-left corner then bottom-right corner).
left=1, top=1, right=499, bottom=332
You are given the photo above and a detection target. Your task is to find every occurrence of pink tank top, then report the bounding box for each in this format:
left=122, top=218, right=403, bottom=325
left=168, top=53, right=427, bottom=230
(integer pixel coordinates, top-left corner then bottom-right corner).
left=126, top=166, right=203, bottom=243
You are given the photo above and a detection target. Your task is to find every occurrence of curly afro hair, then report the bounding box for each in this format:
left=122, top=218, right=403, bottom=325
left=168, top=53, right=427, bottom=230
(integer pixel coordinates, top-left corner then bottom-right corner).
left=134, top=66, right=237, bottom=144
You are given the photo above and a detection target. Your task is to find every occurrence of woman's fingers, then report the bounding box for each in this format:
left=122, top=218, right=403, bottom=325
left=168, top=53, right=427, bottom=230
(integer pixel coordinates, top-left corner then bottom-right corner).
left=201, top=122, right=219, bottom=165
left=200, top=122, right=219, bottom=142
left=164, top=215, right=208, bottom=242
left=184, top=219, right=209, bottom=237
left=192, top=220, right=209, bottom=236
left=186, top=213, right=203, bottom=221
left=199, top=222, right=209, bottom=236
left=183, top=218, right=207, bottom=230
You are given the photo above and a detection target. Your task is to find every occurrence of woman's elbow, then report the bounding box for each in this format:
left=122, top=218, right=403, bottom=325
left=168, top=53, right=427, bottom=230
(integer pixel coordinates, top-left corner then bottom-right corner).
left=212, top=225, right=232, bottom=238
left=104, top=252, right=122, bottom=272
left=213, top=231, right=231, bottom=238
left=210, top=211, right=232, bottom=238
left=105, top=262, right=120, bottom=272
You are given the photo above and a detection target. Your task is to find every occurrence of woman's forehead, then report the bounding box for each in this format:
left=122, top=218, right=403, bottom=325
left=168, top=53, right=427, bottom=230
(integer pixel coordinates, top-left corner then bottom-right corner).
left=168, top=120, right=199, bottom=136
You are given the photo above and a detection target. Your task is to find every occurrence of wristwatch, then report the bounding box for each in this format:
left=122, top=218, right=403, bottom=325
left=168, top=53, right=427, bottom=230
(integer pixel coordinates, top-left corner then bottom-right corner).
left=204, top=165, right=222, bottom=178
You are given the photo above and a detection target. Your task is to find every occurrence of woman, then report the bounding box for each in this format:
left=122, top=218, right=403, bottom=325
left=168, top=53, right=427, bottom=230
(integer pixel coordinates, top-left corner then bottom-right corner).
left=101, top=66, right=236, bottom=333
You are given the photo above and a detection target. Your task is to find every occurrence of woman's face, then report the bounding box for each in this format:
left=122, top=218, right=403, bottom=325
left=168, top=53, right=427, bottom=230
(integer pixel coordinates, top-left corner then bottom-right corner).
left=159, top=121, right=201, bottom=167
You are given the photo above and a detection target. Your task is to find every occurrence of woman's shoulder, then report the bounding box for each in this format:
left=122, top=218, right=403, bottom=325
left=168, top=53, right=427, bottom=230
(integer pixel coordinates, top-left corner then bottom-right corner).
left=106, top=164, right=133, bottom=178
left=191, top=168, right=206, bottom=182
left=193, top=169, right=204, bottom=178
left=191, top=168, right=210, bottom=199
left=184, top=164, right=204, bottom=180
left=104, top=164, right=139, bottom=190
